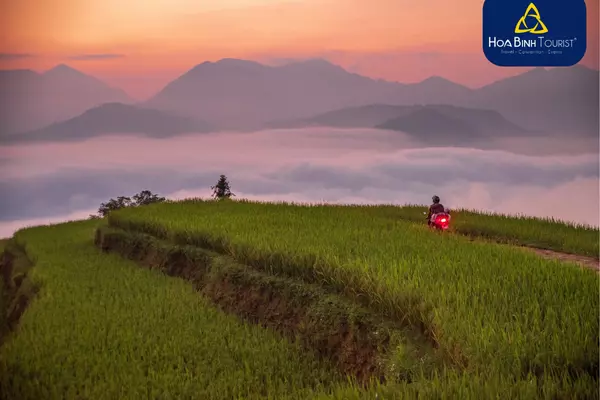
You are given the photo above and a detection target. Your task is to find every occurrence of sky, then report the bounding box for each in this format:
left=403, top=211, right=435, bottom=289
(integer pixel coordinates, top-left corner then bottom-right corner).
left=1, top=0, right=598, bottom=99
left=0, top=128, right=598, bottom=237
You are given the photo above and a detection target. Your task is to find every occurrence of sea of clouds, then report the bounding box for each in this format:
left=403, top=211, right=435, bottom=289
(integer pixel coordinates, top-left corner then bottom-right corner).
left=0, top=127, right=598, bottom=237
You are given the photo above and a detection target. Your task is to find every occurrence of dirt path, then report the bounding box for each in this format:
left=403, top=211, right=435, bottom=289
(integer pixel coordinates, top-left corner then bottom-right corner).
left=523, top=247, right=600, bottom=272
left=455, top=231, right=599, bottom=272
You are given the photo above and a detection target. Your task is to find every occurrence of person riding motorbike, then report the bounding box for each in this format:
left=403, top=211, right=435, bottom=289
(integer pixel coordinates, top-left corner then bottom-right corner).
left=427, top=195, right=446, bottom=226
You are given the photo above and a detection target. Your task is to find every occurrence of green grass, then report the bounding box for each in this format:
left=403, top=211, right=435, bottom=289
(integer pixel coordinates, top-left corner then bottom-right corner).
left=388, top=204, right=599, bottom=257
left=0, top=220, right=346, bottom=400
left=108, top=199, right=599, bottom=389
left=95, top=225, right=439, bottom=384
left=1, top=201, right=598, bottom=399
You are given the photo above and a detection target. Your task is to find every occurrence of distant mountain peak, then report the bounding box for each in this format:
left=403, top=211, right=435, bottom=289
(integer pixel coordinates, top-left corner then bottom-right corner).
left=300, top=58, right=334, bottom=65
left=420, top=75, right=448, bottom=82
left=45, top=64, right=82, bottom=75
left=523, top=67, right=548, bottom=76
left=215, top=58, right=260, bottom=65
left=43, top=64, right=100, bottom=84
left=11, top=101, right=215, bottom=143
left=286, top=58, right=341, bottom=69
left=83, top=101, right=131, bottom=113
left=418, top=75, right=465, bottom=86
left=49, top=63, right=72, bottom=70
left=184, top=58, right=265, bottom=76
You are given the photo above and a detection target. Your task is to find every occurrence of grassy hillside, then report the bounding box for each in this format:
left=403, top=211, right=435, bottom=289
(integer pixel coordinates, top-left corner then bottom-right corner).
left=0, top=221, right=344, bottom=399
left=1, top=200, right=598, bottom=399
left=108, top=200, right=598, bottom=393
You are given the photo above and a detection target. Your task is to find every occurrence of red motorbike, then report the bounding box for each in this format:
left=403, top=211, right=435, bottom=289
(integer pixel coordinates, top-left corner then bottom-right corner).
left=424, top=210, right=451, bottom=231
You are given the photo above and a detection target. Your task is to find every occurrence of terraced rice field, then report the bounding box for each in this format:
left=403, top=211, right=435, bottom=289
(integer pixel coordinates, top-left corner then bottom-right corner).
left=0, top=222, right=343, bottom=399
left=1, top=200, right=598, bottom=399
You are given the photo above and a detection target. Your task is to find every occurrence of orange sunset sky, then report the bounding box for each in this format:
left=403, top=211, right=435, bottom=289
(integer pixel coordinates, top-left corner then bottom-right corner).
left=1, top=0, right=598, bottom=99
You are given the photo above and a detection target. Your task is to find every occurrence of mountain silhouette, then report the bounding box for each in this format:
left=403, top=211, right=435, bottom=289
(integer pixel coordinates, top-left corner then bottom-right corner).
left=375, top=106, right=528, bottom=145
left=144, top=58, right=471, bottom=130
left=474, top=66, right=598, bottom=135
left=4, top=59, right=597, bottom=140
left=0, top=65, right=131, bottom=135
left=270, top=104, right=526, bottom=138
left=267, top=104, right=408, bottom=128
left=390, top=76, right=473, bottom=105
left=144, top=58, right=597, bottom=135
left=377, top=108, right=478, bottom=144
left=4, top=102, right=214, bottom=143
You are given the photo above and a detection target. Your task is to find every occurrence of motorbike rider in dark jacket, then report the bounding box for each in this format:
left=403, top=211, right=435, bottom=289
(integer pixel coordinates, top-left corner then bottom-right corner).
left=427, top=195, right=446, bottom=225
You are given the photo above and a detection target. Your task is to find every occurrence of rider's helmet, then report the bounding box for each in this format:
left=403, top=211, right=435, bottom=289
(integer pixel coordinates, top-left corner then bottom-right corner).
left=432, top=195, right=440, bottom=204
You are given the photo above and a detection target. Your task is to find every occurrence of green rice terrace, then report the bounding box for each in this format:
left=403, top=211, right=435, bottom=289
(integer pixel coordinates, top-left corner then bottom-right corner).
left=1, top=199, right=598, bottom=399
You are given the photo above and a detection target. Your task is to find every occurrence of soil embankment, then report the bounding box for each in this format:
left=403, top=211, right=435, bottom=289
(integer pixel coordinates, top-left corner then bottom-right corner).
left=0, top=240, right=37, bottom=344
left=95, top=226, right=448, bottom=385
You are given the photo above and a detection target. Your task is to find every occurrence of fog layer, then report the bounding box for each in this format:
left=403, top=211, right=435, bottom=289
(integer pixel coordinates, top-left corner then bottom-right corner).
left=0, top=128, right=597, bottom=237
